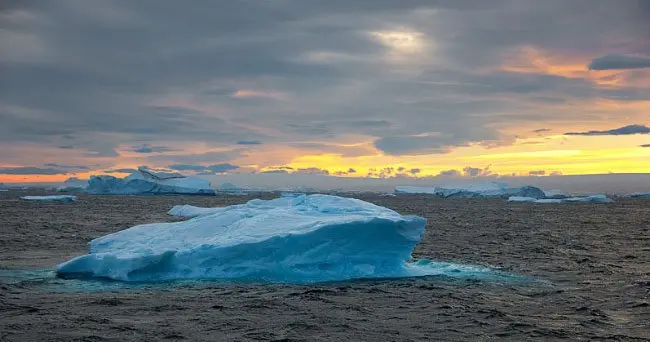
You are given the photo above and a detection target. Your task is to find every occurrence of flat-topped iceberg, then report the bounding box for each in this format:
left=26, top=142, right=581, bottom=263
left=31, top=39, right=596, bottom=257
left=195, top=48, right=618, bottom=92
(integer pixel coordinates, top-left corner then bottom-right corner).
left=621, top=192, right=650, bottom=198
left=57, top=194, right=427, bottom=283
left=22, top=195, right=77, bottom=202
left=86, top=167, right=215, bottom=195
left=395, top=186, right=438, bottom=195
left=395, top=182, right=545, bottom=199
left=509, top=194, right=614, bottom=203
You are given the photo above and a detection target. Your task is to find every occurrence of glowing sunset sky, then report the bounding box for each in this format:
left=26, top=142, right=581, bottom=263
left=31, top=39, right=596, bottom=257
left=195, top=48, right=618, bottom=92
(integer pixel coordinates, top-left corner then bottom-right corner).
left=1, top=0, right=649, bottom=183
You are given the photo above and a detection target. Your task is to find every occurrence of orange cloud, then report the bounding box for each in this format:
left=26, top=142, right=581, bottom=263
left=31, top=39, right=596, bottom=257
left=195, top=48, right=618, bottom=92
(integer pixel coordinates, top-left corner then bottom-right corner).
left=499, top=45, right=632, bottom=87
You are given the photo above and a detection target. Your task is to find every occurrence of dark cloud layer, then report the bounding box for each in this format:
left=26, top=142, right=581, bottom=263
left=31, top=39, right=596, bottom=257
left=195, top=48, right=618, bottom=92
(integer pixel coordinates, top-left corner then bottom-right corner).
left=236, top=140, right=262, bottom=145
left=0, top=167, right=67, bottom=175
left=169, top=163, right=239, bottom=174
left=132, top=145, right=175, bottom=154
left=565, top=124, right=650, bottom=136
left=533, top=128, right=551, bottom=133
left=0, top=0, right=648, bottom=166
left=104, top=168, right=138, bottom=174
left=588, top=54, right=650, bottom=70
left=43, top=163, right=90, bottom=170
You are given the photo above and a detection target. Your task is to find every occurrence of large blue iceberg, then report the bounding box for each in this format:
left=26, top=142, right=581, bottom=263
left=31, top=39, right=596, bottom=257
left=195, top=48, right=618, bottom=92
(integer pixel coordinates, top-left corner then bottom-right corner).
left=86, top=167, right=215, bottom=195
left=57, top=195, right=433, bottom=283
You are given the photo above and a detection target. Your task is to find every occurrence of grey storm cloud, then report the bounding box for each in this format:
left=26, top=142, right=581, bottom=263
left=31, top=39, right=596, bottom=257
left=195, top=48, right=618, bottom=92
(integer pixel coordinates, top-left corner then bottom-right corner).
left=168, top=164, right=207, bottom=172
left=296, top=167, right=330, bottom=175
left=533, top=128, right=551, bottom=133
left=104, top=168, right=138, bottom=174
left=0, top=0, right=648, bottom=163
left=438, top=169, right=462, bottom=177
left=236, top=140, right=262, bottom=145
left=640, top=144, right=650, bottom=148
left=565, top=124, right=650, bottom=136
left=261, top=169, right=288, bottom=174
left=169, top=163, right=239, bottom=173
left=588, top=54, right=650, bottom=70
left=148, top=149, right=245, bottom=165
left=206, top=163, right=239, bottom=173
left=462, top=166, right=492, bottom=177
left=43, top=163, right=90, bottom=170
left=0, top=166, right=67, bottom=175
left=132, top=144, right=175, bottom=154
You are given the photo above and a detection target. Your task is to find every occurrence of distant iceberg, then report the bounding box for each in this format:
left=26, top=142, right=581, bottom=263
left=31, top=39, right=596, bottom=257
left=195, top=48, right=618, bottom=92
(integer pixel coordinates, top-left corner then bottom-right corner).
left=56, top=177, right=88, bottom=192
left=395, top=182, right=546, bottom=199
left=509, top=194, right=614, bottom=203
left=543, top=189, right=570, bottom=199
left=168, top=204, right=224, bottom=218
left=395, top=186, right=438, bottom=195
left=216, top=182, right=248, bottom=195
left=507, top=196, right=538, bottom=203
left=620, top=192, right=650, bottom=198
left=86, top=167, right=215, bottom=195
left=22, top=195, right=77, bottom=202
left=57, top=194, right=429, bottom=283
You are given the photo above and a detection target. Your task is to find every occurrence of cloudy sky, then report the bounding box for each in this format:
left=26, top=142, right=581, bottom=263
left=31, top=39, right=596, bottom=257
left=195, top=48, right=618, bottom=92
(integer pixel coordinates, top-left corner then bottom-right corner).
left=1, top=0, right=649, bottom=184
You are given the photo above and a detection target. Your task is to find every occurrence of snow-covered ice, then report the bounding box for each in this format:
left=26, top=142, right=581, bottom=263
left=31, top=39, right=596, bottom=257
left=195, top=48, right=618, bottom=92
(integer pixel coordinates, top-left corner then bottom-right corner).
left=168, top=205, right=224, bottom=218
left=507, top=196, right=539, bottom=203
left=86, top=167, right=215, bottom=195
left=562, top=195, right=614, bottom=203
left=543, top=189, right=570, bottom=199
left=57, top=194, right=434, bottom=283
left=395, top=182, right=546, bottom=199
left=21, top=195, right=77, bottom=202
left=509, top=194, right=614, bottom=204
left=56, top=177, right=88, bottom=192
left=621, top=192, right=650, bottom=198
left=395, top=186, right=438, bottom=195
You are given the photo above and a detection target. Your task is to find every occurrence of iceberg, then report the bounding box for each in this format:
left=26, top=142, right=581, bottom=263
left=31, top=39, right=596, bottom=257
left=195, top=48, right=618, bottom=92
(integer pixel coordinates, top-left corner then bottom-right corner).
left=22, top=195, right=77, bottom=202
left=168, top=204, right=224, bottom=218
left=395, top=186, right=437, bottom=195
left=562, top=194, right=614, bottom=203
left=86, top=167, right=215, bottom=195
left=57, top=194, right=428, bottom=283
left=507, top=196, right=538, bottom=203
left=217, top=182, right=247, bottom=195
left=509, top=194, right=614, bottom=204
left=543, top=189, right=570, bottom=199
left=395, top=182, right=546, bottom=199
left=621, top=192, right=650, bottom=198
left=56, top=177, right=88, bottom=192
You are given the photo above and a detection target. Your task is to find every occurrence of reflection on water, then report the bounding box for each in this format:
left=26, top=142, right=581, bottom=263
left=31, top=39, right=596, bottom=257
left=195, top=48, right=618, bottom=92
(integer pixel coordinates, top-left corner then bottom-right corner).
left=0, top=260, right=534, bottom=293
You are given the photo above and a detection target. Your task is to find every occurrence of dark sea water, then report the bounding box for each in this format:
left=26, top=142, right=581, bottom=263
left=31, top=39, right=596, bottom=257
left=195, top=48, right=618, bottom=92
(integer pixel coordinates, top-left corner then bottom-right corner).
left=1, top=191, right=648, bottom=341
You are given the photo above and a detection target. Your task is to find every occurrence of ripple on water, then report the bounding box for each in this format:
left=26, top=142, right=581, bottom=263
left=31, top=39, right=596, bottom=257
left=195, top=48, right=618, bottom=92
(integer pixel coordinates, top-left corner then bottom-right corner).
left=0, top=260, right=536, bottom=293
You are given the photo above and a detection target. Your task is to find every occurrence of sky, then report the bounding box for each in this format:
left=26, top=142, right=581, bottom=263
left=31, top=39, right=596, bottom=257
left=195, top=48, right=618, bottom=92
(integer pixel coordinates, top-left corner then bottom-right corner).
left=1, top=0, right=649, bottom=186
